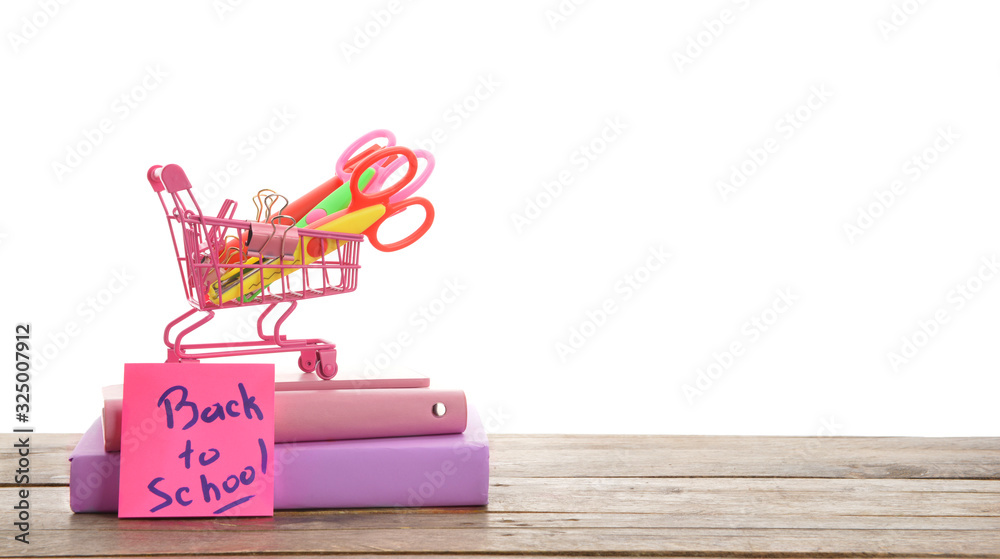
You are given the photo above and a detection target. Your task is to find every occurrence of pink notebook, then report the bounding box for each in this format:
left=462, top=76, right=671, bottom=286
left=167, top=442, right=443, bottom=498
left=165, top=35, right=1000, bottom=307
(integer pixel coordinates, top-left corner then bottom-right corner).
left=102, top=371, right=467, bottom=451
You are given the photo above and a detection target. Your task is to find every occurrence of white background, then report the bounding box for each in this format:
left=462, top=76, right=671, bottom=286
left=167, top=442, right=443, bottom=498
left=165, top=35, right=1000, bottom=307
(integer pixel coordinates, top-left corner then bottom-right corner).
left=3, top=0, right=999, bottom=436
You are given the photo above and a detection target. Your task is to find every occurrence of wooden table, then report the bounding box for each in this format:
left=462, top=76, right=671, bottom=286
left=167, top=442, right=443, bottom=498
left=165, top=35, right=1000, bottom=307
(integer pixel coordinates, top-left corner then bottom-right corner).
left=3, top=433, right=999, bottom=557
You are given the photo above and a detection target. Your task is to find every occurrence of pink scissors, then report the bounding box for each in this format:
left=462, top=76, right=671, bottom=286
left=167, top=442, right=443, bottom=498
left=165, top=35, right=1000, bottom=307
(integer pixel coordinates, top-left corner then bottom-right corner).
left=309, top=145, right=434, bottom=252
left=334, top=130, right=435, bottom=203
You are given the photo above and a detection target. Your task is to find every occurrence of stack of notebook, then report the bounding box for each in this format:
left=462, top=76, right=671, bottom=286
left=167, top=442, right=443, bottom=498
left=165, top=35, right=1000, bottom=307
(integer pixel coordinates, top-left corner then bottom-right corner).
left=69, top=370, right=490, bottom=512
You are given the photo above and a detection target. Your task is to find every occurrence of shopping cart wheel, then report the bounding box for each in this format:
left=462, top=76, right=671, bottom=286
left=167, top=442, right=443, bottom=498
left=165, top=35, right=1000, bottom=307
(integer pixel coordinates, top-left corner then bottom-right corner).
left=316, top=349, right=338, bottom=380
left=317, top=360, right=338, bottom=380
left=297, top=351, right=317, bottom=373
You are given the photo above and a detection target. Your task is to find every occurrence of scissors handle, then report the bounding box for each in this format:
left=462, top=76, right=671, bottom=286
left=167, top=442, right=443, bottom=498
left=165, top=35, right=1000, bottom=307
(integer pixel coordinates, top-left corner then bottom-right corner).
left=335, top=129, right=396, bottom=184
left=367, top=149, right=435, bottom=202
left=366, top=196, right=435, bottom=252
left=349, top=146, right=419, bottom=207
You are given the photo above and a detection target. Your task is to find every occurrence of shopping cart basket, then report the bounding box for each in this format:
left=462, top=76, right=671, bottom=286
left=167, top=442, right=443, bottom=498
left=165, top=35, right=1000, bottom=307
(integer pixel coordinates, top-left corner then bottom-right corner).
left=147, top=163, right=362, bottom=379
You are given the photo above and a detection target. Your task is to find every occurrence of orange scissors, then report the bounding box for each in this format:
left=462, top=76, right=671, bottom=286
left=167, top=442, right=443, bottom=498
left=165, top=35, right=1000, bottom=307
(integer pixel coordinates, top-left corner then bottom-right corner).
left=309, top=146, right=434, bottom=252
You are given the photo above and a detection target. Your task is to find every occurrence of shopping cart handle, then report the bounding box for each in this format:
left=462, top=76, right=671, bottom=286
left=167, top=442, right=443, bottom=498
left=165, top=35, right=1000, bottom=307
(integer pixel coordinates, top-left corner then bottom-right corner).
left=147, top=165, right=164, bottom=193
left=159, top=164, right=195, bottom=194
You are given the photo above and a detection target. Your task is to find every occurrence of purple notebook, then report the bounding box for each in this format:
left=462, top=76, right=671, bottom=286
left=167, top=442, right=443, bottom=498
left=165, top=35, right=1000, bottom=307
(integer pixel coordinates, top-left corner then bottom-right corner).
left=70, top=406, right=489, bottom=512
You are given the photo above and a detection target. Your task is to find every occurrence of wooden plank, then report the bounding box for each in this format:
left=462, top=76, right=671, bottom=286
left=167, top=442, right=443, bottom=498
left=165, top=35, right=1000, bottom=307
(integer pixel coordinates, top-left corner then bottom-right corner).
left=30, top=557, right=981, bottom=559
left=490, top=435, right=1000, bottom=479
left=0, top=434, right=75, bottom=487
left=6, top=477, right=1000, bottom=528
left=4, top=434, right=1000, bottom=486
left=21, top=510, right=1000, bottom=533
left=4, top=526, right=1000, bottom=556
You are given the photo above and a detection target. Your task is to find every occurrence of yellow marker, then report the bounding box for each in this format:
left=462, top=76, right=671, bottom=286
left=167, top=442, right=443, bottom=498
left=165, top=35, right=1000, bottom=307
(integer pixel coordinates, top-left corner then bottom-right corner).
left=209, top=206, right=386, bottom=305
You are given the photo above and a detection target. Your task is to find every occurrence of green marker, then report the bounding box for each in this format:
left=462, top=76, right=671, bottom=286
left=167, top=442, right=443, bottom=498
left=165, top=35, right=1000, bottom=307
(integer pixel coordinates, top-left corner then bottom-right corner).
left=294, top=168, right=376, bottom=227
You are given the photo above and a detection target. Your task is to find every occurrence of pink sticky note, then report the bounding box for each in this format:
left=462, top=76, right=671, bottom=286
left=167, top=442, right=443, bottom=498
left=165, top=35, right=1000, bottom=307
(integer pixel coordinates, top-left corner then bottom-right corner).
left=119, top=363, right=275, bottom=518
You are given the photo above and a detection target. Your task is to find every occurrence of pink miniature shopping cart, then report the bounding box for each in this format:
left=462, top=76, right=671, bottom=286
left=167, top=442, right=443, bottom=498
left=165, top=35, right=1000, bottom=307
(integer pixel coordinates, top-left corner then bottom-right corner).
left=147, top=163, right=362, bottom=379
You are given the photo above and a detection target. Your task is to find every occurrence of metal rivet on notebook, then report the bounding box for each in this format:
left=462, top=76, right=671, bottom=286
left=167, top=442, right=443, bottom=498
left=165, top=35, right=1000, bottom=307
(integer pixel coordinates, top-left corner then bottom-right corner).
left=432, top=402, right=446, bottom=417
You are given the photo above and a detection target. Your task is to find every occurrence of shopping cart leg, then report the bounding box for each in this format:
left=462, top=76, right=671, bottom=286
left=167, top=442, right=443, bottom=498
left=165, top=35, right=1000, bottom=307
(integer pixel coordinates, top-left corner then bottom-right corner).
left=163, top=307, right=215, bottom=362
left=166, top=348, right=200, bottom=364
left=257, top=301, right=298, bottom=345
